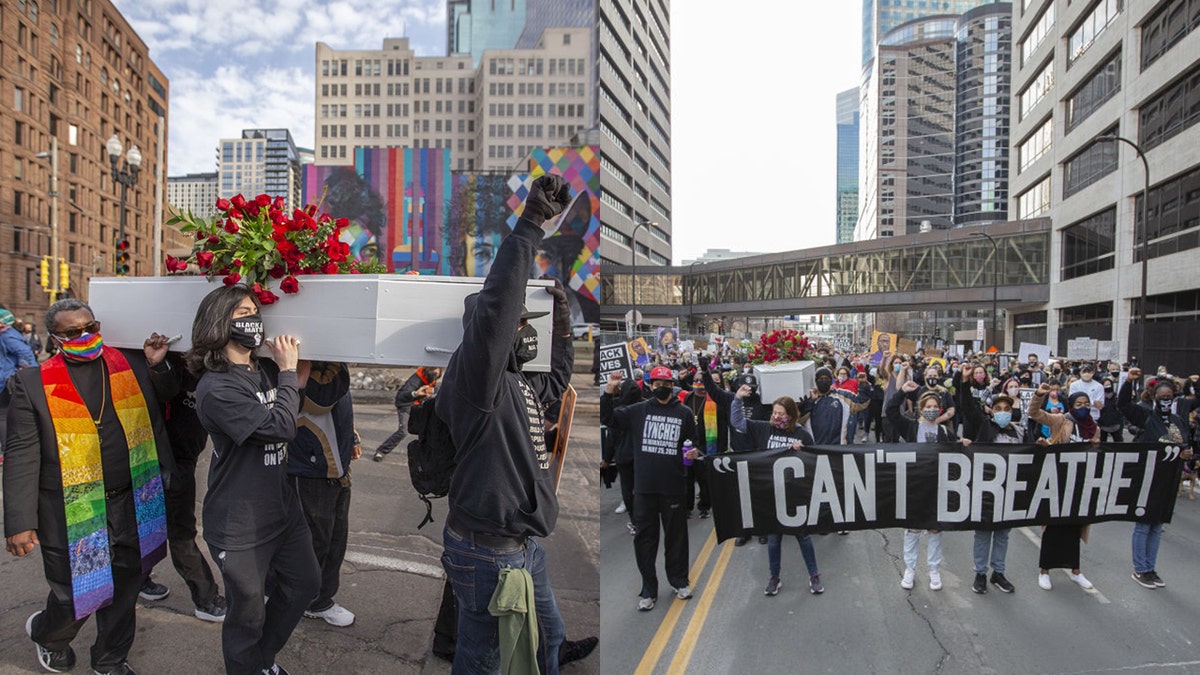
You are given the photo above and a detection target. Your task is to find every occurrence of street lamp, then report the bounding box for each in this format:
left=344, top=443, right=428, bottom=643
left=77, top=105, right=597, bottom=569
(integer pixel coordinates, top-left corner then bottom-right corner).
left=630, top=219, right=655, bottom=333
left=1095, top=134, right=1150, bottom=364
left=35, top=137, right=61, bottom=302
left=970, top=230, right=999, bottom=351
left=107, top=134, right=142, bottom=275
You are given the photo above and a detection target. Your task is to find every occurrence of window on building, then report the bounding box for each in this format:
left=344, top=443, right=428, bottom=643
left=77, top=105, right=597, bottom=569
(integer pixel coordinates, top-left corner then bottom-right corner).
left=1017, top=117, right=1053, bottom=173
left=1019, top=3, right=1055, bottom=66
left=1067, top=0, right=1122, bottom=68
left=1140, top=0, right=1200, bottom=70
left=1062, top=129, right=1118, bottom=198
left=1057, top=302, right=1113, bottom=354
left=1061, top=207, right=1116, bottom=280
left=1134, top=163, right=1200, bottom=262
left=1018, top=175, right=1052, bottom=218
left=1018, top=59, right=1054, bottom=121
left=1065, top=49, right=1120, bottom=132
left=1138, top=60, right=1200, bottom=151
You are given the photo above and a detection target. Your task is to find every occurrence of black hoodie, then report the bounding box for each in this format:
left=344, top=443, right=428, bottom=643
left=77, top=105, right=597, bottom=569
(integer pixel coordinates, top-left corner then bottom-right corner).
left=601, top=393, right=696, bottom=496
left=435, top=218, right=573, bottom=538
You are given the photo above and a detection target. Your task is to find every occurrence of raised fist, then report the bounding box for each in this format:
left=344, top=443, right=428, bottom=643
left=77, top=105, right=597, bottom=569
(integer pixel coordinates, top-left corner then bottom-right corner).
left=522, top=174, right=572, bottom=225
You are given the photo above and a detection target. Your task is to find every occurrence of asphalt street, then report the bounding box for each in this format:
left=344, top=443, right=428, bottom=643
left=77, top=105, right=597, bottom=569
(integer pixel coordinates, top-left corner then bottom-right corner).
left=600, top=454, right=1200, bottom=675
left=0, top=373, right=600, bottom=675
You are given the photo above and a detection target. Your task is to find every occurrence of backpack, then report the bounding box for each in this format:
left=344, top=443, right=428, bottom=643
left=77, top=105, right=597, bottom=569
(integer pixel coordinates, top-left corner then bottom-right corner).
left=406, top=396, right=457, bottom=529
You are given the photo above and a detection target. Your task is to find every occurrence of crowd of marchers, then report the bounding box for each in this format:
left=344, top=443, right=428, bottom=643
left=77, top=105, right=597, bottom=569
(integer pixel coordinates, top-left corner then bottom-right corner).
left=600, top=339, right=1197, bottom=610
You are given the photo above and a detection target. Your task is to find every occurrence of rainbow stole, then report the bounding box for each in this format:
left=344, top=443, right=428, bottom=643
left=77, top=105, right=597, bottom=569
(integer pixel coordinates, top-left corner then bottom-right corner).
left=41, top=347, right=167, bottom=620
left=703, top=394, right=718, bottom=455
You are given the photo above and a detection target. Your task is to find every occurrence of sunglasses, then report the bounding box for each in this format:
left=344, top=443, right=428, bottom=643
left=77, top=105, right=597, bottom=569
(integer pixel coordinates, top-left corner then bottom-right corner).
left=53, top=321, right=101, bottom=341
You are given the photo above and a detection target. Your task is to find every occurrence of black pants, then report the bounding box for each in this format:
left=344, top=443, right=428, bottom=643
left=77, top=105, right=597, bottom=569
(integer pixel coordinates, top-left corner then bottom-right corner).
left=375, top=408, right=411, bottom=455
left=32, top=490, right=142, bottom=671
left=632, top=493, right=689, bottom=598
left=293, top=476, right=351, bottom=612
left=163, top=454, right=220, bottom=607
left=432, top=578, right=458, bottom=656
left=865, top=399, right=883, bottom=441
left=617, top=462, right=635, bottom=519
left=208, top=514, right=321, bottom=675
left=685, top=461, right=711, bottom=512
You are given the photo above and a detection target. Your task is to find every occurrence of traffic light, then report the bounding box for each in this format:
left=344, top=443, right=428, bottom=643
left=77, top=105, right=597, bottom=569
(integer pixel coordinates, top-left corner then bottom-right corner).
left=59, top=259, right=70, bottom=291
left=115, top=239, right=131, bottom=276
left=39, top=256, right=50, bottom=287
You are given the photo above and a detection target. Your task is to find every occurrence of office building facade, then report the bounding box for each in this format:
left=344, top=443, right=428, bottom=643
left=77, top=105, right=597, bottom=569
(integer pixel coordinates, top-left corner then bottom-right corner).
left=0, top=0, right=171, bottom=321
left=954, top=3, right=1012, bottom=225
left=167, top=171, right=218, bottom=220
left=836, top=88, right=860, bottom=244
left=1008, top=0, right=1200, bottom=370
left=217, top=129, right=302, bottom=212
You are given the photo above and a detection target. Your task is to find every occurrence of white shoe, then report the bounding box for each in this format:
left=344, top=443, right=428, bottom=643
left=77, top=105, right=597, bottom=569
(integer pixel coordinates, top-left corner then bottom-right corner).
left=615, top=502, right=627, bottom=514
left=900, top=568, right=915, bottom=590
left=1068, top=572, right=1093, bottom=589
left=1038, top=573, right=1052, bottom=590
left=674, top=586, right=693, bottom=600
left=929, top=569, right=942, bottom=591
left=304, top=603, right=355, bottom=627
left=637, top=596, right=655, bottom=611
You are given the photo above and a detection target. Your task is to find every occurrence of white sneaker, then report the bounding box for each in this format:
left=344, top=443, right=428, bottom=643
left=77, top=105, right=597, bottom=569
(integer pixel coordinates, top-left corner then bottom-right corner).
left=674, top=586, right=693, bottom=600
left=615, top=502, right=627, bottom=514
left=1068, top=572, right=1093, bottom=589
left=929, top=569, right=943, bottom=591
left=304, top=603, right=355, bottom=627
left=900, top=568, right=915, bottom=590
left=637, top=596, right=655, bottom=611
left=1038, top=573, right=1052, bottom=590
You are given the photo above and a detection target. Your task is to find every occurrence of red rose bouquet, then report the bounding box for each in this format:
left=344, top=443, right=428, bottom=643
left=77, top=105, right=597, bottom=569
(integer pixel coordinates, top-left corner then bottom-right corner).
left=166, top=193, right=384, bottom=305
left=747, top=329, right=817, bottom=366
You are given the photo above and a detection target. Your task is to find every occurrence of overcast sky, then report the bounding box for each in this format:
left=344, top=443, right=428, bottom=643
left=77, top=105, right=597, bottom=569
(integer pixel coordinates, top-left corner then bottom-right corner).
left=115, top=0, right=862, bottom=263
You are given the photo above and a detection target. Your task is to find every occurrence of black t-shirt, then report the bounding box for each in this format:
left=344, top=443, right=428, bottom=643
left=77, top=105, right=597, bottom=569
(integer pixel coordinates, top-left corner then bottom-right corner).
left=745, top=419, right=814, bottom=450
left=163, top=353, right=208, bottom=463
left=195, top=362, right=301, bottom=551
left=65, top=358, right=131, bottom=491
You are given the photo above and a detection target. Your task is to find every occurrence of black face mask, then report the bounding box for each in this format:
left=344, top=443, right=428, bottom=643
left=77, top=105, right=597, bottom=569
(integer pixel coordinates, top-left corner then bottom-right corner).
left=514, top=322, right=538, bottom=365
left=230, top=314, right=264, bottom=349
left=1155, top=399, right=1172, bottom=414
left=926, top=377, right=940, bottom=388
left=816, top=379, right=832, bottom=394
left=652, top=386, right=673, bottom=401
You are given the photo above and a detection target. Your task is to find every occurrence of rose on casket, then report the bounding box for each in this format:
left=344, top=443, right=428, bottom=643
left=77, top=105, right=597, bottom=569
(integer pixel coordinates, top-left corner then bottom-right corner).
left=166, top=193, right=385, bottom=305
left=746, top=329, right=819, bottom=366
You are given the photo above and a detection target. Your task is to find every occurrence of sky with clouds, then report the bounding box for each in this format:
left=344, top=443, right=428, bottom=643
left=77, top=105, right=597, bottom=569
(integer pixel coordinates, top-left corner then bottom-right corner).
left=115, top=0, right=862, bottom=263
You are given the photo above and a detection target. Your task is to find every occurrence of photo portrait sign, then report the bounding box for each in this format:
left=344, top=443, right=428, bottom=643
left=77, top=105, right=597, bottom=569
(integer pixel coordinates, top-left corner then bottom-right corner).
left=705, top=443, right=1183, bottom=540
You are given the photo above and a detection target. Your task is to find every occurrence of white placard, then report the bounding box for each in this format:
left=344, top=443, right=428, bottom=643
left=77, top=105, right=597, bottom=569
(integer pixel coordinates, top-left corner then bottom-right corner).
left=1096, top=340, right=1121, bottom=361
left=1066, top=337, right=1098, bottom=361
left=1018, top=341, right=1052, bottom=366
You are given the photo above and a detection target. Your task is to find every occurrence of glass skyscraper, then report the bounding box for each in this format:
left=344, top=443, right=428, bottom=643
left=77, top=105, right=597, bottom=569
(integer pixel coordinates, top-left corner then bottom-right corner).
left=954, top=3, right=1011, bottom=225
left=836, top=88, right=860, bottom=244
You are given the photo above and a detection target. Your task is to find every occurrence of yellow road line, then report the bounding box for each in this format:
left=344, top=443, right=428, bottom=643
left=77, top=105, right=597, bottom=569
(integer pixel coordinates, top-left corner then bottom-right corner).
left=666, top=538, right=736, bottom=673
left=634, top=529, right=718, bottom=675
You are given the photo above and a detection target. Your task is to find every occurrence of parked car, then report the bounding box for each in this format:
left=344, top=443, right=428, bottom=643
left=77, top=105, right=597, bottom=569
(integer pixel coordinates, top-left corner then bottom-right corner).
left=572, top=323, right=598, bottom=340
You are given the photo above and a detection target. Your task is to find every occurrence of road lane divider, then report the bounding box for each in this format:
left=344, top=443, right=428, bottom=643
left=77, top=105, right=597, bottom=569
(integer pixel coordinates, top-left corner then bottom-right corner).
left=667, top=538, right=736, bottom=673
left=635, top=528, right=719, bottom=675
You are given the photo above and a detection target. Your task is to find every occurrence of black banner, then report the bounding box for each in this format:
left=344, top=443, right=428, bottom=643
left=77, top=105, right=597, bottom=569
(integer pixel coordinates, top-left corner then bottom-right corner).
left=705, top=443, right=1185, bottom=540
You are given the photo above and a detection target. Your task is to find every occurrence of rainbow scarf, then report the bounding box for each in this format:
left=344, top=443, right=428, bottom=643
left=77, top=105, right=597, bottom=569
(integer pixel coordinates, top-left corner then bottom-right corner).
left=703, top=394, right=718, bottom=456
left=41, top=347, right=167, bottom=620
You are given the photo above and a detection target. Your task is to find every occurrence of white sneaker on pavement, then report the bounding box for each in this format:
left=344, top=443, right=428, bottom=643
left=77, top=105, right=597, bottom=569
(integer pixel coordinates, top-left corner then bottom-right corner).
left=900, top=568, right=915, bottom=590
left=1038, top=573, right=1052, bottom=590
left=304, top=603, right=356, bottom=627
left=929, top=569, right=943, bottom=591
left=1068, top=572, right=1093, bottom=589
left=674, top=586, right=693, bottom=600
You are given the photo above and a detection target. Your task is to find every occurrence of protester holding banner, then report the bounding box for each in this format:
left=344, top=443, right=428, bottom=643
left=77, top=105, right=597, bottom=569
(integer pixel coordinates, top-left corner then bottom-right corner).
left=729, top=386, right=824, bottom=596
left=958, top=389, right=1024, bottom=595
left=1097, top=376, right=1126, bottom=442
left=798, top=367, right=851, bottom=445
left=601, top=368, right=698, bottom=612
left=1028, top=384, right=1099, bottom=592
left=1118, top=374, right=1194, bottom=589
left=888, top=380, right=968, bottom=591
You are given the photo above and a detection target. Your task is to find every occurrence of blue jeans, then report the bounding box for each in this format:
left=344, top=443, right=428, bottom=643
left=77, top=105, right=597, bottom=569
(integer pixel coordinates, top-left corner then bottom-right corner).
left=973, top=529, right=1010, bottom=575
left=1131, top=522, right=1163, bottom=574
left=767, top=534, right=819, bottom=578
left=441, top=525, right=564, bottom=675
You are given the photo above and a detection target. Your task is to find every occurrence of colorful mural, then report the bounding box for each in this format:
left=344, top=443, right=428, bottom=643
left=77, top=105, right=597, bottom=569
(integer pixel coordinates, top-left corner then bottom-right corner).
left=302, top=146, right=601, bottom=323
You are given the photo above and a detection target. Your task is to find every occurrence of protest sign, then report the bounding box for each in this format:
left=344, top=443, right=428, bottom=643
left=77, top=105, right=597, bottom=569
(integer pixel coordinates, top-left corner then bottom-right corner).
left=898, top=338, right=920, bottom=356
left=1097, top=340, right=1121, bottom=362
left=705, top=443, right=1183, bottom=540
left=628, top=337, right=653, bottom=369
left=1017, top=387, right=1036, bottom=416
left=1067, top=338, right=1098, bottom=360
left=867, top=330, right=898, bottom=365
left=597, top=342, right=634, bottom=382
left=1018, top=342, right=1052, bottom=366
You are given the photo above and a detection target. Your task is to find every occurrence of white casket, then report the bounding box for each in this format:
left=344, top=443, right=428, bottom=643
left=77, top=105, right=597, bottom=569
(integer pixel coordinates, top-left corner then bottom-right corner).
left=753, top=360, right=816, bottom=401
left=87, top=275, right=556, bottom=372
